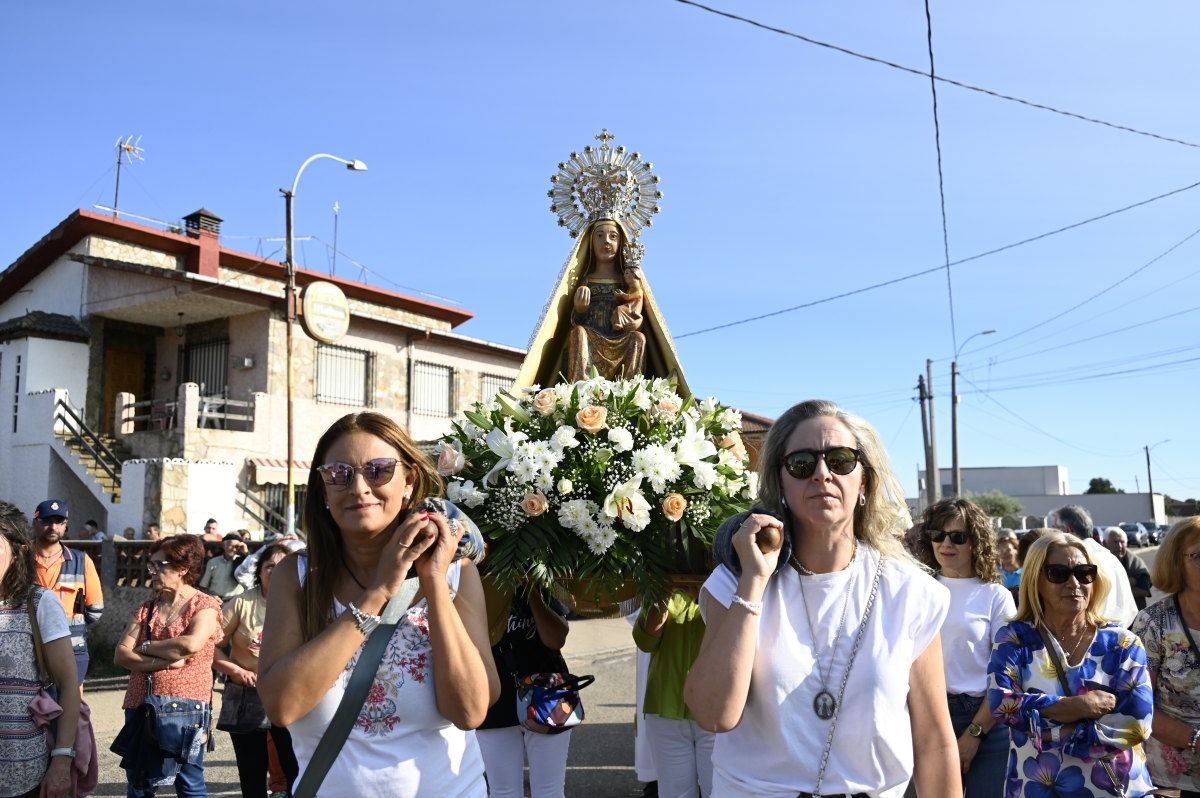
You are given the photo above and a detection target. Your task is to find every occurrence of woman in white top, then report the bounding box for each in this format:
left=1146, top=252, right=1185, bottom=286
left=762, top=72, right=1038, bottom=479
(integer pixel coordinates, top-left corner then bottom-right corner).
left=913, top=498, right=1016, bottom=798
left=259, top=411, right=499, bottom=798
left=684, top=399, right=959, bottom=798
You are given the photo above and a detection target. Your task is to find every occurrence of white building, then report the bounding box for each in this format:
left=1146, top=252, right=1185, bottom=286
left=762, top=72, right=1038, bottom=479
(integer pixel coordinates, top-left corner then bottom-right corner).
left=0, top=208, right=524, bottom=537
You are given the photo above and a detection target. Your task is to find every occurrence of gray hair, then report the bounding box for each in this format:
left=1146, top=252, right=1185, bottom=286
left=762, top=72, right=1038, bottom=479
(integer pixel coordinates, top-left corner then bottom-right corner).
left=1052, top=504, right=1093, bottom=538
left=1104, top=526, right=1126, bottom=543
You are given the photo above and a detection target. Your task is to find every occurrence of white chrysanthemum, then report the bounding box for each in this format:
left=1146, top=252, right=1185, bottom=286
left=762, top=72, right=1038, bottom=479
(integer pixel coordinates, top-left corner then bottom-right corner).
left=716, top=407, right=742, bottom=430
left=549, top=426, right=579, bottom=455
left=607, top=427, right=634, bottom=453
left=447, top=479, right=488, bottom=508
left=691, top=461, right=718, bottom=491
left=631, top=444, right=682, bottom=493
left=745, top=472, right=760, bottom=499
left=557, top=498, right=596, bottom=530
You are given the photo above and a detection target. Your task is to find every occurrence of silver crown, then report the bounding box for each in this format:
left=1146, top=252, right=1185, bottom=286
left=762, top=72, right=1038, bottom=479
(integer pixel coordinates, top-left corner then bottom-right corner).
left=548, top=129, right=663, bottom=239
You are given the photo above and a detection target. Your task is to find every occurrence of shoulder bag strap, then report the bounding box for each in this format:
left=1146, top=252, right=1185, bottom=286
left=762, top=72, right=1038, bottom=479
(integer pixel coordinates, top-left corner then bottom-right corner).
left=291, top=577, right=421, bottom=798
left=1039, top=624, right=1074, bottom=696
left=26, top=589, right=49, bottom=681
left=1173, top=594, right=1200, bottom=662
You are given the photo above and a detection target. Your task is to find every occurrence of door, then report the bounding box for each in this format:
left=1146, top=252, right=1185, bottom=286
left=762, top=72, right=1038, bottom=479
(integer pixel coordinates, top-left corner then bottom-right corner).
left=103, top=347, right=147, bottom=434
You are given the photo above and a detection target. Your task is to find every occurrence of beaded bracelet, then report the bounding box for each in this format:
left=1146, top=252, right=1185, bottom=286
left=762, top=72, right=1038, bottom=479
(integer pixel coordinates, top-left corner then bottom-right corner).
left=1189, top=727, right=1200, bottom=750
left=731, top=595, right=763, bottom=616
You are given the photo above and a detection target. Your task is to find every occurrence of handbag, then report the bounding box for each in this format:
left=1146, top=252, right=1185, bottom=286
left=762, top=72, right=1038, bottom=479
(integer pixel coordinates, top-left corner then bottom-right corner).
left=515, top=672, right=594, bottom=734
left=216, top=681, right=269, bottom=734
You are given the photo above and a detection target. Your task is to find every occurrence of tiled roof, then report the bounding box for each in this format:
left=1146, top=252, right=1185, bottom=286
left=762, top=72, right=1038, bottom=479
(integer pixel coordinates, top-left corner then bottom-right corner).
left=0, top=311, right=89, bottom=343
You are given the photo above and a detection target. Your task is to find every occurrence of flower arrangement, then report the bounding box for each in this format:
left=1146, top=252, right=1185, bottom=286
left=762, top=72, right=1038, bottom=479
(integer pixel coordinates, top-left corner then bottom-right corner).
left=437, top=375, right=756, bottom=604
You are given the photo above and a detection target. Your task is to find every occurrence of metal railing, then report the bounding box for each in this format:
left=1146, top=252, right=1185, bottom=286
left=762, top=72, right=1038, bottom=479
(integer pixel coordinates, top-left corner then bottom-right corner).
left=54, top=399, right=122, bottom=495
left=122, top=398, right=178, bottom=431
left=196, top=394, right=255, bottom=432
left=237, top=487, right=287, bottom=539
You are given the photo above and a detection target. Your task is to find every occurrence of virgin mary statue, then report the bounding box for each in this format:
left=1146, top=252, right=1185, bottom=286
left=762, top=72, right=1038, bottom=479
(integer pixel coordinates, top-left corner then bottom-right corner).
left=513, top=130, right=690, bottom=396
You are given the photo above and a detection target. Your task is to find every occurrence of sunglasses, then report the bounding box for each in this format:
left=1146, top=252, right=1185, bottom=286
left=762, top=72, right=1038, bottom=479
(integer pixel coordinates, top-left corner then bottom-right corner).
left=783, top=447, right=862, bottom=480
left=317, top=458, right=400, bottom=489
left=146, top=560, right=175, bottom=574
left=927, top=529, right=969, bottom=545
left=1043, top=563, right=1099, bottom=584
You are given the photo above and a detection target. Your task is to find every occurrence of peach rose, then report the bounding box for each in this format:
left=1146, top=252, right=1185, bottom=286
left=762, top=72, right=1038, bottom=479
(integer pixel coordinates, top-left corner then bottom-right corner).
left=575, top=405, right=608, bottom=433
left=532, top=388, right=558, bottom=416
left=661, top=493, right=687, bottom=522
left=719, top=431, right=748, bottom=461
left=520, top=492, right=549, bottom=517
left=436, top=442, right=465, bottom=476
left=656, top=398, right=681, bottom=415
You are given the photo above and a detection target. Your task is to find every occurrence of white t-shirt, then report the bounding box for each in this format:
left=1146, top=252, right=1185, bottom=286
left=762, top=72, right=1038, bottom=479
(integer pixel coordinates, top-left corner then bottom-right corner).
left=1081, top=538, right=1138, bottom=627
left=700, top=545, right=949, bottom=798
left=35, top=588, right=71, bottom=644
left=936, top=576, right=1015, bottom=696
left=289, top=559, right=486, bottom=798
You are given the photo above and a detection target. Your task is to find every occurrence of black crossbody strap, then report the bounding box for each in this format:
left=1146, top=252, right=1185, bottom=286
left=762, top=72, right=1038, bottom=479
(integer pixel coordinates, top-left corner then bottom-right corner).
left=292, top=578, right=419, bottom=798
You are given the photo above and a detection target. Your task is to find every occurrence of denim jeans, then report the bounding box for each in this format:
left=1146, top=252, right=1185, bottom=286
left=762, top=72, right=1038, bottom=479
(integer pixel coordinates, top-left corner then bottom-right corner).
left=948, top=693, right=1009, bottom=798
left=122, top=707, right=209, bottom=798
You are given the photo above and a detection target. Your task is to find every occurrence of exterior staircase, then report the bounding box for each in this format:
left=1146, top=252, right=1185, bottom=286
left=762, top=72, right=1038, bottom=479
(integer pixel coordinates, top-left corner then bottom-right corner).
left=53, top=398, right=130, bottom=503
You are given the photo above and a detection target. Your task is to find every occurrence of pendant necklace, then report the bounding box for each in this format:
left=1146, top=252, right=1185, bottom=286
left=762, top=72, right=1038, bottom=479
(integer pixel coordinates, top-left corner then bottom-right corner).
left=795, top=543, right=858, bottom=720
left=1052, top=623, right=1092, bottom=665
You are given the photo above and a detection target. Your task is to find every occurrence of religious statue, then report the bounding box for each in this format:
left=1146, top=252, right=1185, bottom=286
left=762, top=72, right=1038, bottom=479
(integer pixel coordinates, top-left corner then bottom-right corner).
left=514, top=130, right=691, bottom=396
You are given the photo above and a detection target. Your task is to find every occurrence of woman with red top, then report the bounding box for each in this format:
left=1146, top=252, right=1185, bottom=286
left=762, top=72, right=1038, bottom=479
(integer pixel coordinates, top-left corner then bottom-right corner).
left=114, top=534, right=222, bottom=797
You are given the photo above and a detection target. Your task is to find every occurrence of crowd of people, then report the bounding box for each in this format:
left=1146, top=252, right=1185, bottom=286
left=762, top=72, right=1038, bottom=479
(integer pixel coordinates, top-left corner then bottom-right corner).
left=0, top=402, right=1196, bottom=798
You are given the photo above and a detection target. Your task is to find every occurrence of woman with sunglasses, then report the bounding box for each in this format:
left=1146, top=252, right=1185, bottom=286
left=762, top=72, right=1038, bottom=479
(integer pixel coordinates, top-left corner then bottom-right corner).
left=913, top=498, right=1015, bottom=798
left=988, top=532, right=1154, bottom=798
left=1129, top=517, right=1200, bottom=797
left=684, top=399, right=959, bottom=798
left=114, top=533, right=223, bottom=797
left=258, top=412, right=498, bottom=798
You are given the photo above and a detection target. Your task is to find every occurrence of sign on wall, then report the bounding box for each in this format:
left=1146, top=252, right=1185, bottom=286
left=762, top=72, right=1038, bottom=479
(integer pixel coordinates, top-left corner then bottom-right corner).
left=300, top=281, right=351, bottom=344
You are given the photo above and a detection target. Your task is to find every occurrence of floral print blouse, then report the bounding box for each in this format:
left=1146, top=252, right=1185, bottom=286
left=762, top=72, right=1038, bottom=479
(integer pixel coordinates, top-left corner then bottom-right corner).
left=988, top=620, right=1154, bottom=798
left=1130, top=598, right=1200, bottom=791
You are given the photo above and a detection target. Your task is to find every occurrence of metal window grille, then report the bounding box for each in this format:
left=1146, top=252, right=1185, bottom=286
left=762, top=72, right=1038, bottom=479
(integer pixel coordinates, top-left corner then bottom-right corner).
left=316, top=344, right=373, bottom=407
left=181, top=338, right=230, bottom=396
left=480, top=373, right=511, bottom=403
left=263, top=483, right=309, bottom=527
left=12, top=354, right=19, bottom=433
left=412, top=361, right=453, bottom=417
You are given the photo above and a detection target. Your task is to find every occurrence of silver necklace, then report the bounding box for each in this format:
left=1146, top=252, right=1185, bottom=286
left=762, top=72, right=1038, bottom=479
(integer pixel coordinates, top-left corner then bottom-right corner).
left=1052, top=623, right=1092, bottom=664
left=795, top=544, right=858, bottom=720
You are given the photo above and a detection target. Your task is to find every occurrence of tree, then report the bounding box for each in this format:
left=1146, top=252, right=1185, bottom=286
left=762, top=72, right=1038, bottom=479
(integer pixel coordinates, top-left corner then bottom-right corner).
left=967, top=490, right=1023, bottom=518
left=1085, top=477, right=1124, bottom=495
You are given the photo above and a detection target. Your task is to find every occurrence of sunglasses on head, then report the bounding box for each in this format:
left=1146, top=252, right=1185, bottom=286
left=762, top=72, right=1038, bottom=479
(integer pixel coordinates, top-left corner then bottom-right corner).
left=783, top=447, right=862, bottom=480
left=1042, top=563, right=1099, bottom=584
left=927, top=529, right=969, bottom=545
left=317, top=458, right=400, bottom=489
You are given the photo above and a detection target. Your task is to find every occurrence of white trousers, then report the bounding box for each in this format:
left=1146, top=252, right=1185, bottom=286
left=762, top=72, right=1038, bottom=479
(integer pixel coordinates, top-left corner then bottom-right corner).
left=476, top=726, right=572, bottom=798
left=643, top=714, right=715, bottom=798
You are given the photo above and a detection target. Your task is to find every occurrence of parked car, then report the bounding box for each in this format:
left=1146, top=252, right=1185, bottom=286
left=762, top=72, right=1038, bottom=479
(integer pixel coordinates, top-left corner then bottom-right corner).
left=1150, top=524, right=1170, bottom=545
left=1118, top=522, right=1151, bottom=547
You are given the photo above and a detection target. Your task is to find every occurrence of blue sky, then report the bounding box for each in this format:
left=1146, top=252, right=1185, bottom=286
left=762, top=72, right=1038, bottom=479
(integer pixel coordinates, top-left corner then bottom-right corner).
left=3, top=2, right=1198, bottom=501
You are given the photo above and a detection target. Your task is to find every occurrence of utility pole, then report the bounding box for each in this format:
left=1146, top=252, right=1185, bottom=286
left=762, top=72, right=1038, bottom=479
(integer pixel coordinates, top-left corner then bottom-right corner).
left=918, top=375, right=939, bottom=505
left=1144, top=440, right=1170, bottom=521
left=951, top=360, right=960, bottom=497
left=926, top=359, right=941, bottom=503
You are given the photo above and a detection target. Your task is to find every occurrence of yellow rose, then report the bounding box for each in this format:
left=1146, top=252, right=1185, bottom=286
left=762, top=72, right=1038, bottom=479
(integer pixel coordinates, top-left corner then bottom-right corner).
left=532, top=388, right=558, bottom=416
left=520, top=492, right=549, bottom=517
left=661, top=493, right=687, bottom=522
left=575, top=405, right=609, bottom=433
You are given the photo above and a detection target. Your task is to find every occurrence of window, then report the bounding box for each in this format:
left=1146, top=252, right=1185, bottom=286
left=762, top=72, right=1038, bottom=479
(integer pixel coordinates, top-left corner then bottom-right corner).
left=180, top=338, right=229, bottom=396
left=412, top=361, right=453, bottom=417
left=316, top=344, right=374, bottom=407
left=480, top=373, right=511, bottom=402
left=12, top=354, right=20, bottom=433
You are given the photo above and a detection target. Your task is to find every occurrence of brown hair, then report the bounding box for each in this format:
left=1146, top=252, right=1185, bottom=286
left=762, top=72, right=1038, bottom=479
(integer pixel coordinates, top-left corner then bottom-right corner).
left=1017, top=527, right=1049, bottom=566
left=150, top=534, right=205, bottom=585
left=0, top=501, right=33, bottom=607
left=254, top=542, right=293, bottom=588
left=1013, top=532, right=1111, bottom=628
left=914, top=498, right=1001, bottom=583
left=1152, top=517, right=1200, bottom=594
left=300, top=412, right=442, bottom=642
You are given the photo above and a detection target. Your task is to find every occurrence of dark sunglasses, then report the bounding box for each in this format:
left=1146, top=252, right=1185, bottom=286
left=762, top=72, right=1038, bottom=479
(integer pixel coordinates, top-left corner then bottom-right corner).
left=783, top=447, right=862, bottom=480
left=927, top=529, right=969, bottom=545
left=317, top=458, right=400, bottom=489
left=1043, top=563, right=1099, bottom=584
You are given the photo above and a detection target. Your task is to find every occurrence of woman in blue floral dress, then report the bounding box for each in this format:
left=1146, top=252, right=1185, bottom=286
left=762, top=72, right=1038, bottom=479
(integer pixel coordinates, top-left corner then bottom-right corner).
left=988, top=532, right=1154, bottom=798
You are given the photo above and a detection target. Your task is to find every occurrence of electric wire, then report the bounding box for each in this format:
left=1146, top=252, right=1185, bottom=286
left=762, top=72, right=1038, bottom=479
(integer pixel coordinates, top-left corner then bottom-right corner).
left=922, top=0, right=957, bottom=354
left=675, top=178, right=1200, bottom=339
left=670, top=0, right=1200, bottom=150
left=959, top=354, right=1200, bottom=395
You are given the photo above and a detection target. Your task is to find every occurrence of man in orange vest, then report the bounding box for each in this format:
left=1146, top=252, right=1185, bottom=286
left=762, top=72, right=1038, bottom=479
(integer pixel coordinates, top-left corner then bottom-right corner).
left=32, top=499, right=104, bottom=685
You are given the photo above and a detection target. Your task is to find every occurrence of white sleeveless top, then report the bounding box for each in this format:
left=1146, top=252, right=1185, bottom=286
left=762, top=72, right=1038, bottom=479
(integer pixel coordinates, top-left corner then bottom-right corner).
left=700, top=545, right=949, bottom=798
left=289, top=558, right=486, bottom=798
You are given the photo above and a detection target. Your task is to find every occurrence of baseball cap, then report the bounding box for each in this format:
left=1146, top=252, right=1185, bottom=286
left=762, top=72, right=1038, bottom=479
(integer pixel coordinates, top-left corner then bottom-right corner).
left=33, top=499, right=69, bottom=520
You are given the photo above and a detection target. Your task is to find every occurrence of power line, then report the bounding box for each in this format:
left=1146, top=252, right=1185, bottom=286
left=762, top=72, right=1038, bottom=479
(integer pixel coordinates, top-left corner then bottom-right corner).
left=675, top=177, right=1200, bottom=339
left=922, top=0, right=957, bottom=354
left=670, top=0, right=1200, bottom=150
left=959, top=353, right=1200, bottom=395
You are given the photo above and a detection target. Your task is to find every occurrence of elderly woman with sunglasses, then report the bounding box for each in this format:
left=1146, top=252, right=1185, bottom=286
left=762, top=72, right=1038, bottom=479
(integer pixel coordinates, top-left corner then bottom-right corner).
left=684, top=399, right=959, bottom=798
left=988, top=532, right=1154, bottom=798
left=258, top=412, right=498, bottom=798
left=913, top=498, right=1015, bottom=798
left=1129, top=517, right=1200, bottom=797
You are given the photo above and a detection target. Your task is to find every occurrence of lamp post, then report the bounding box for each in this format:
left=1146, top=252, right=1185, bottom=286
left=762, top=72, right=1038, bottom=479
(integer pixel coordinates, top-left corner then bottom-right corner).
left=282, top=154, right=367, bottom=536
left=951, top=329, right=996, bottom=497
left=1144, top=439, right=1169, bottom=520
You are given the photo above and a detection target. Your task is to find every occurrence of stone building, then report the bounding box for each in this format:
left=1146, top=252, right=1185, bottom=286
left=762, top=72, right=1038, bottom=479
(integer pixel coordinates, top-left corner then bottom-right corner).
left=0, top=208, right=523, bottom=538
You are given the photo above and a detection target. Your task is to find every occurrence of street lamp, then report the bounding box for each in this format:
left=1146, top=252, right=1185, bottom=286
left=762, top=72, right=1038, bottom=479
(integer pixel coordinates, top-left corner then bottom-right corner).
left=1145, top=439, right=1170, bottom=520
left=282, top=154, right=367, bottom=536
left=951, top=329, right=996, bottom=497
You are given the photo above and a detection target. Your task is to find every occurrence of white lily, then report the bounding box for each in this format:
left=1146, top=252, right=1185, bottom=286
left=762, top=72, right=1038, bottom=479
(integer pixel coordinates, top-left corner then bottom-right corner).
left=603, top=476, right=652, bottom=532
left=674, top=415, right=718, bottom=469
left=483, top=427, right=528, bottom=485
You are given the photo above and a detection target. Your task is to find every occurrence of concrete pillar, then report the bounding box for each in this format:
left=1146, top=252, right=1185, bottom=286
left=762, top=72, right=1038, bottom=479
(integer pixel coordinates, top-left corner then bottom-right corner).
left=178, top=382, right=200, bottom=431
left=115, top=391, right=136, bottom=435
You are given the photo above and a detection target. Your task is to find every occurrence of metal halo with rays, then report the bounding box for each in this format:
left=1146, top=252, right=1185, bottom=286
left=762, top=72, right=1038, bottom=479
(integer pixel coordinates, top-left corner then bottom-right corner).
left=547, top=129, right=663, bottom=239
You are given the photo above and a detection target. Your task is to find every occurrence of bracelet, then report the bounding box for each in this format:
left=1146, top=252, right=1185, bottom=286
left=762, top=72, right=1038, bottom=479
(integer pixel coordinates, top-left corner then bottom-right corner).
left=1189, top=727, right=1200, bottom=750
left=347, top=601, right=382, bottom=636
left=50, top=747, right=75, bottom=759
left=731, top=595, right=763, bottom=616
left=139, top=640, right=151, bottom=655
left=1050, top=725, right=1061, bottom=743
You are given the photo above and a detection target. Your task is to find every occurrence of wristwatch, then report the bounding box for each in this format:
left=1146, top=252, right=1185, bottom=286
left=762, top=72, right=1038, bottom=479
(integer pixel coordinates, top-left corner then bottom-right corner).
left=966, top=722, right=986, bottom=739
left=50, top=747, right=76, bottom=759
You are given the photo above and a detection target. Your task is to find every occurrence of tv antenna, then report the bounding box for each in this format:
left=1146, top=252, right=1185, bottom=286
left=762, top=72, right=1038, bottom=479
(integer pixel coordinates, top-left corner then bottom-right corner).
left=331, top=200, right=340, bottom=276
left=113, top=135, right=145, bottom=217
